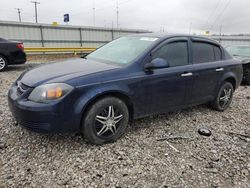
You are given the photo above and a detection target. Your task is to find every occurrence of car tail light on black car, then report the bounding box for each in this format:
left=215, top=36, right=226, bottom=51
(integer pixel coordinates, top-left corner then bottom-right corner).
left=16, top=43, right=24, bottom=51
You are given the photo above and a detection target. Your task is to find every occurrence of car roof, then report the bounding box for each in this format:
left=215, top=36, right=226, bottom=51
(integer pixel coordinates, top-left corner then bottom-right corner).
left=129, top=33, right=220, bottom=45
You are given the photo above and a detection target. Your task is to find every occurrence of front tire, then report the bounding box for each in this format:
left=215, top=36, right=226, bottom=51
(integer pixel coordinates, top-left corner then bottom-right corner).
left=0, top=55, right=8, bottom=72
left=211, top=82, right=234, bottom=111
left=82, top=97, right=129, bottom=145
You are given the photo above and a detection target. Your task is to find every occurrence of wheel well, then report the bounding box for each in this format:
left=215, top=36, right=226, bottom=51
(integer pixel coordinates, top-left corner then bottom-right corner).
left=81, top=92, right=134, bottom=125
left=225, top=77, right=236, bottom=90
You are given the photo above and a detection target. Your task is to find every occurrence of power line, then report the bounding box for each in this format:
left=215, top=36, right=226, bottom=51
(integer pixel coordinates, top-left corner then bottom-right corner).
left=15, top=8, right=22, bottom=22
left=203, top=0, right=222, bottom=30
left=209, top=0, right=232, bottom=32
left=31, top=1, right=40, bottom=23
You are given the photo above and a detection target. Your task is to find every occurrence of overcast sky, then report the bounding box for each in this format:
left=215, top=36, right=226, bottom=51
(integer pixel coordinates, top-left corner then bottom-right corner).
left=0, top=0, right=249, bottom=34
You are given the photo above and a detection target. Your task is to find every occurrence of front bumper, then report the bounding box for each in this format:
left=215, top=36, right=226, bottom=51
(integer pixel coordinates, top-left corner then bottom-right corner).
left=8, top=84, right=80, bottom=133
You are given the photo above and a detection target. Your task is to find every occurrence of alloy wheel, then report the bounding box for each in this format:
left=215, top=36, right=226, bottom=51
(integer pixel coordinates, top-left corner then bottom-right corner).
left=219, top=87, right=232, bottom=109
left=95, top=105, right=123, bottom=138
left=0, top=57, right=6, bottom=70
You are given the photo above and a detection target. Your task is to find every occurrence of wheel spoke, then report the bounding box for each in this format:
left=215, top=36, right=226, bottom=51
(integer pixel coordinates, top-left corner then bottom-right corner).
left=224, top=89, right=227, bottom=94
left=226, top=89, right=232, bottom=97
left=220, top=96, right=226, bottom=101
left=112, top=124, right=117, bottom=133
left=107, top=106, right=115, bottom=118
left=221, top=100, right=227, bottom=108
left=95, top=116, right=107, bottom=125
left=114, top=114, right=123, bottom=124
left=97, top=125, right=109, bottom=136
left=110, top=126, right=115, bottom=134
left=96, top=115, right=108, bottom=121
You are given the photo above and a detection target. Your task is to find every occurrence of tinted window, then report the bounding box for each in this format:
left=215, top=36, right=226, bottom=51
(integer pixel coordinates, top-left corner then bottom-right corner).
left=152, top=41, right=188, bottom=67
left=193, top=42, right=215, bottom=63
left=214, top=46, right=222, bottom=61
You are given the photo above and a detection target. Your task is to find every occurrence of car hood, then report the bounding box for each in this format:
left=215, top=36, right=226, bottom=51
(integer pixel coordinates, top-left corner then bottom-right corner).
left=233, top=56, right=250, bottom=64
left=20, top=58, right=119, bottom=87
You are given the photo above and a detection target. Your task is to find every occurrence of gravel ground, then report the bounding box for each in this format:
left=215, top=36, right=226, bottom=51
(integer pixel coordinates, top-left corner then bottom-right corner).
left=0, top=60, right=250, bottom=188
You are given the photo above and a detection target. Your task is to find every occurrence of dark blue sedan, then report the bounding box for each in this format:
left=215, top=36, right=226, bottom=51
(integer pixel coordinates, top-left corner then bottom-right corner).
left=8, top=34, right=243, bottom=144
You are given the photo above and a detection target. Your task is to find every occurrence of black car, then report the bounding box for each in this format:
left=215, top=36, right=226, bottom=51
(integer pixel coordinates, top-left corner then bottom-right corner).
left=0, top=38, right=26, bottom=71
left=226, top=45, right=250, bottom=85
left=8, top=34, right=243, bottom=144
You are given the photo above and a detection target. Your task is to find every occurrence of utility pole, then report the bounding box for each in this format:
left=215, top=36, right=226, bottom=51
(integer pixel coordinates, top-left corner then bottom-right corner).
left=15, top=8, right=22, bottom=22
left=116, top=1, right=119, bottom=28
left=189, top=22, right=192, bottom=35
left=93, top=0, right=95, bottom=26
left=219, top=24, right=222, bottom=36
left=31, top=1, right=40, bottom=23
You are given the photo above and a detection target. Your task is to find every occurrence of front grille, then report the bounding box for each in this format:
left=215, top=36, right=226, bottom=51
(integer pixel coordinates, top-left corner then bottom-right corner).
left=16, top=81, right=30, bottom=96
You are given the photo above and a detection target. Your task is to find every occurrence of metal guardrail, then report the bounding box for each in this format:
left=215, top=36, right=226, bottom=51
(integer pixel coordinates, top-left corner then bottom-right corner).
left=24, top=47, right=96, bottom=54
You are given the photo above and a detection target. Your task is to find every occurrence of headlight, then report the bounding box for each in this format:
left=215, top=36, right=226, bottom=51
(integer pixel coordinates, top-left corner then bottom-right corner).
left=28, top=83, right=73, bottom=103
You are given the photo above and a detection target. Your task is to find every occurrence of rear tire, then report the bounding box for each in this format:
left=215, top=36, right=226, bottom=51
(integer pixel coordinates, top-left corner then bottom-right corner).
left=0, top=55, right=8, bottom=72
left=211, top=82, right=234, bottom=111
left=82, top=97, right=129, bottom=145
left=244, top=66, right=250, bottom=85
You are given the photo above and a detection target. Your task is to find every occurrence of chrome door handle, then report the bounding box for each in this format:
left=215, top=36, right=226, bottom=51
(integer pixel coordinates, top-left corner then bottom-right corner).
left=216, top=68, right=224, bottom=72
left=181, top=72, right=193, bottom=77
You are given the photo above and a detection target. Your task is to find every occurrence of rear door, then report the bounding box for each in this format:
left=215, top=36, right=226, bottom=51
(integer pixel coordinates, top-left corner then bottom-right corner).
left=190, top=39, right=224, bottom=104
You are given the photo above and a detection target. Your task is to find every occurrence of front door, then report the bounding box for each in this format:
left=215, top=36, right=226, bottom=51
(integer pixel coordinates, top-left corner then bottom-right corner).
left=145, top=38, right=194, bottom=114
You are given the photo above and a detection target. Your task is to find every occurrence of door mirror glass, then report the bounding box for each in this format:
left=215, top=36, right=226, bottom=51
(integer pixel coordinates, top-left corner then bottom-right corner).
left=144, top=58, right=169, bottom=70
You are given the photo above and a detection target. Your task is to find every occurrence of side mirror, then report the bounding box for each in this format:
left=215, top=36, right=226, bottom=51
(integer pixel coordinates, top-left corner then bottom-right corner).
left=144, top=58, right=169, bottom=70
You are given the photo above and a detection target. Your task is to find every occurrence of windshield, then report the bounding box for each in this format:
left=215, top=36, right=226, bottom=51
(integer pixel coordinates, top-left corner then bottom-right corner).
left=226, top=46, right=250, bottom=57
left=87, top=36, right=159, bottom=65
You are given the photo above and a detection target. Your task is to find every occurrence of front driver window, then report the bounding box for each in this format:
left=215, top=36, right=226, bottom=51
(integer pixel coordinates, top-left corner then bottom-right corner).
left=152, top=41, right=188, bottom=67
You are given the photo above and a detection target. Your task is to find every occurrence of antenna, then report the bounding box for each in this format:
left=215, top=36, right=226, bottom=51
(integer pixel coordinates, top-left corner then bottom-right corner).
left=116, top=1, right=119, bottom=28
left=31, top=1, right=40, bottom=23
left=15, top=8, right=22, bottom=22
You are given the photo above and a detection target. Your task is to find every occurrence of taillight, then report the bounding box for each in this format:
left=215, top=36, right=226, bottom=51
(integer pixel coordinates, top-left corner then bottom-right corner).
left=16, top=43, right=24, bottom=51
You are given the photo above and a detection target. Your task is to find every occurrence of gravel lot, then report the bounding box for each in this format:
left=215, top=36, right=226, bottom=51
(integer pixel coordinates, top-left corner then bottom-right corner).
left=0, top=59, right=250, bottom=188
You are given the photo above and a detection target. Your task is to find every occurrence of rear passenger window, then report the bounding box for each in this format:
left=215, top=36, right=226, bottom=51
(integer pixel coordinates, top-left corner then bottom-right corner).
left=192, top=42, right=214, bottom=63
left=224, top=49, right=233, bottom=60
left=214, top=46, right=222, bottom=61
left=152, top=41, right=188, bottom=67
